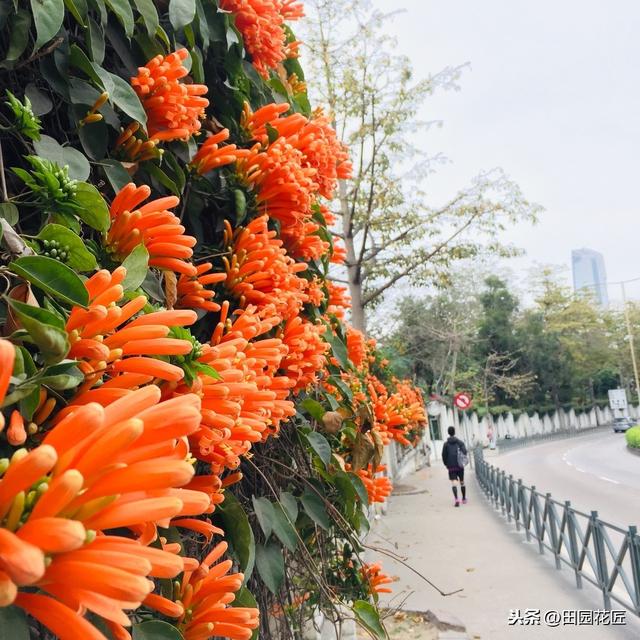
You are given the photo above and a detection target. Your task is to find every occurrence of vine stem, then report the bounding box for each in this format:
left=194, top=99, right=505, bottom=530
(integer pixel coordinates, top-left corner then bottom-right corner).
left=0, top=139, right=8, bottom=202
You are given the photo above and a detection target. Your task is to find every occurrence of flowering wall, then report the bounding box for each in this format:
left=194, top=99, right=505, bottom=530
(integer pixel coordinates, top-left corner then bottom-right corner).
left=0, top=2, right=426, bottom=638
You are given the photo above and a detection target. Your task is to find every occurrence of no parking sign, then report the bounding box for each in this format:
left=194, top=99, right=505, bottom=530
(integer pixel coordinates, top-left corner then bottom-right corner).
left=454, top=392, right=472, bottom=410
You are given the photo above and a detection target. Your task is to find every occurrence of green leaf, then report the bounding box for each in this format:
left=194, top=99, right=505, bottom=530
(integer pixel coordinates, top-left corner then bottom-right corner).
left=121, top=244, right=149, bottom=290
left=36, top=225, right=97, bottom=272
left=216, top=492, right=255, bottom=580
left=4, top=10, right=31, bottom=63
left=280, top=491, right=298, bottom=523
left=30, top=0, right=64, bottom=51
left=323, top=328, right=350, bottom=369
left=300, top=489, right=331, bottom=530
left=101, top=159, right=132, bottom=193
left=169, top=0, right=196, bottom=30
left=11, top=256, right=89, bottom=307
left=78, top=118, right=108, bottom=160
left=0, top=203, right=18, bottom=226
left=19, top=386, right=40, bottom=421
left=39, top=361, right=83, bottom=390
left=73, top=182, right=110, bottom=231
left=64, top=0, right=87, bottom=27
left=132, top=0, right=159, bottom=35
left=0, top=605, right=29, bottom=640
left=252, top=496, right=275, bottom=539
left=255, top=542, right=284, bottom=594
left=105, top=0, right=134, bottom=36
left=108, top=72, right=147, bottom=125
left=88, top=17, right=105, bottom=63
left=25, top=84, right=53, bottom=115
left=305, top=431, right=332, bottom=467
left=8, top=299, right=69, bottom=364
left=301, top=397, right=325, bottom=421
left=132, top=621, right=184, bottom=640
left=353, top=600, right=387, bottom=639
left=349, top=472, right=369, bottom=507
left=271, top=504, right=298, bottom=552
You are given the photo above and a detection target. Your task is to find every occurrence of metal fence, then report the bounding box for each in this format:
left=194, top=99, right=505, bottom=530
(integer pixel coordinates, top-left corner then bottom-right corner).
left=495, top=424, right=609, bottom=453
left=474, top=448, right=640, bottom=617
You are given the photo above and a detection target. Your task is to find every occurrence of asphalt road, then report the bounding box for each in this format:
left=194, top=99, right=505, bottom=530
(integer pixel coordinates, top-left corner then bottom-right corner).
left=496, top=430, right=640, bottom=530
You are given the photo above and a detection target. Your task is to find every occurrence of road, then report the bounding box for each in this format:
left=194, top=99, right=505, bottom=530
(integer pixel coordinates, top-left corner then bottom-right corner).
left=495, top=430, right=640, bottom=529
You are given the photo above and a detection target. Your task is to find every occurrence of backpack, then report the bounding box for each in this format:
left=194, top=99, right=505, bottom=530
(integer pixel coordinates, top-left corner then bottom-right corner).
left=456, top=443, right=469, bottom=468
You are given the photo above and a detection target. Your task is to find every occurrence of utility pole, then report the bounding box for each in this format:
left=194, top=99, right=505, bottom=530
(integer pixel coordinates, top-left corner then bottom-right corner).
left=621, top=282, right=640, bottom=408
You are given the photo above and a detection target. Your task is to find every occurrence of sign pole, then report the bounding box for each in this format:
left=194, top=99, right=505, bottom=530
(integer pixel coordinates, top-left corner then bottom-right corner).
left=621, top=282, right=640, bottom=410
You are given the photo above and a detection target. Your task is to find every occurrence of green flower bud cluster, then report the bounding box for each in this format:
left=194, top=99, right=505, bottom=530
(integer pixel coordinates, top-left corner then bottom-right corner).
left=5, top=91, right=41, bottom=141
left=39, top=239, right=71, bottom=263
left=14, top=157, right=78, bottom=214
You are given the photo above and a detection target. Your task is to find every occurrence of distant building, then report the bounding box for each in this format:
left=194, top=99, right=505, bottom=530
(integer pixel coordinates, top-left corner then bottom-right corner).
left=572, top=248, right=609, bottom=306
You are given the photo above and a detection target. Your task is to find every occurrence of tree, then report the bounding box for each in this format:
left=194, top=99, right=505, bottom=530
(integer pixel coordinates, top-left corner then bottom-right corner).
left=302, top=0, right=540, bottom=331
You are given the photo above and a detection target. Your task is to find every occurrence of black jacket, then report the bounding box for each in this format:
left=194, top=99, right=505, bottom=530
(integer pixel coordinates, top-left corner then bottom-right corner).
left=442, top=436, right=467, bottom=469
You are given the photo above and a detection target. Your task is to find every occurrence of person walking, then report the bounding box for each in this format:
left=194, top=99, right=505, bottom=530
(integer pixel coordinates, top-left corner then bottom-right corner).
left=442, top=426, right=468, bottom=507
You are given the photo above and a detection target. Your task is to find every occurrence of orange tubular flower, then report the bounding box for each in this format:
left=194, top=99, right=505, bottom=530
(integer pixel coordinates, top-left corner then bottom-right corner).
left=278, top=315, right=328, bottom=393
left=65, top=267, right=196, bottom=389
left=361, top=562, right=395, bottom=595
left=220, top=0, right=303, bottom=78
left=190, top=129, right=249, bottom=175
left=131, top=49, right=209, bottom=142
left=224, top=215, right=309, bottom=320
left=176, top=262, right=226, bottom=313
left=175, top=541, right=259, bottom=640
left=0, top=388, right=205, bottom=636
left=326, top=282, right=351, bottom=319
left=0, top=340, right=14, bottom=425
left=357, top=465, right=393, bottom=504
left=108, top=183, right=197, bottom=276
left=346, top=327, right=367, bottom=369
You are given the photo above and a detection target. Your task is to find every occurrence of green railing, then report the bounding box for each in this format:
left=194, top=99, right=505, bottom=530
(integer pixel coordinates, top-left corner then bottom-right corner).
left=495, top=424, right=608, bottom=452
left=474, top=448, right=640, bottom=617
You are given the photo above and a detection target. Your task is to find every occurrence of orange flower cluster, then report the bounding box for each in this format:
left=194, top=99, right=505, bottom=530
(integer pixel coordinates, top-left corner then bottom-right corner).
left=279, top=316, right=328, bottom=392
left=219, top=0, right=303, bottom=78
left=346, top=327, right=367, bottom=369
left=361, top=563, right=395, bottom=595
left=175, top=542, right=259, bottom=640
left=0, top=339, right=14, bottom=432
left=0, top=386, right=221, bottom=638
left=108, top=183, right=197, bottom=276
left=223, top=215, right=309, bottom=319
left=176, top=262, right=226, bottom=312
left=190, top=129, right=249, bottom=175
left=326, top=282, right=351, bottom=319
left=66, top=267, right=195, bottom=392
left=131, top=49, right=209, bottom=142
left=357, top=465, right=393, bottom=504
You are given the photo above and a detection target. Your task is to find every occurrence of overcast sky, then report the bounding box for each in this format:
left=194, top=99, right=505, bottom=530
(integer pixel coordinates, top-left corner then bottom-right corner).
left=370, top=0, right=640, bottom=301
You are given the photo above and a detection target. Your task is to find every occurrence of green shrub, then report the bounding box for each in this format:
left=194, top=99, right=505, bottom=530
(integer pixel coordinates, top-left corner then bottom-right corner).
left=626, top=426, right=640, bottom=449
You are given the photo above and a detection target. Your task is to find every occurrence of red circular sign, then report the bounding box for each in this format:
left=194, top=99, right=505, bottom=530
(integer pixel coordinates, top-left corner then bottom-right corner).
left=454, top=392, right=472, bottom=410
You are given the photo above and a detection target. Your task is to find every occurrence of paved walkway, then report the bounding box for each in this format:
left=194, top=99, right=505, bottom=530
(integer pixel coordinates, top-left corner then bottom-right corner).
left=366, top=465, right=640, bottom=639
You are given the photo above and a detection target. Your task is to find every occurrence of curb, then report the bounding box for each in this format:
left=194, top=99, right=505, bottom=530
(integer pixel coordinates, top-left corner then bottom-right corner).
left=627, top=444, right=640, bottom=456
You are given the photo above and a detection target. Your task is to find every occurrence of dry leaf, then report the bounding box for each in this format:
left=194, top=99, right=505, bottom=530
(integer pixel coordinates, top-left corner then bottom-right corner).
left=321, top=410, right=343, bottom=434
left=164, top=271, right=178, bottom=310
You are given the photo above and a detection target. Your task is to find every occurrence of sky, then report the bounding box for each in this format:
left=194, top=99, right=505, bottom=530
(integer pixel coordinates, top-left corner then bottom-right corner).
left=369, top=0, right=640, bottom=302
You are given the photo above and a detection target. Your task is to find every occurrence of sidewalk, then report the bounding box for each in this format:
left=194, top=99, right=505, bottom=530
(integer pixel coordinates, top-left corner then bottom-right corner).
left=366, top=466, right=640, bottom=639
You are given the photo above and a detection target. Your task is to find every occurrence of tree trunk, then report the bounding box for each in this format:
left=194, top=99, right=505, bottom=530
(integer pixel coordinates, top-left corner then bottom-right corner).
left=338, top=179, right=367, bottom=332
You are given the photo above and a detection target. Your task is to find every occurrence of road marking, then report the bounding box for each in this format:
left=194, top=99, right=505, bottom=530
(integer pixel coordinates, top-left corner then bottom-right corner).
left=598, top=475, right=620, bottom=485
left=575, top=467, right=586, bottom=473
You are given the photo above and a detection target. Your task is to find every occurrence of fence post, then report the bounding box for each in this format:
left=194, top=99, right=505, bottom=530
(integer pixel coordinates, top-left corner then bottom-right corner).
left=591, top=511, right=611, bottom=610
left=566, top=502, right=583, bottom=589
left=628, top=526, right=640, bottom=615
left=546, top=494, right=560, bottom=568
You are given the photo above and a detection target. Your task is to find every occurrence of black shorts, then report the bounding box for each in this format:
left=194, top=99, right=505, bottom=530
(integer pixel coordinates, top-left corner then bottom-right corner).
left=448, top=468, right=464, bottom=482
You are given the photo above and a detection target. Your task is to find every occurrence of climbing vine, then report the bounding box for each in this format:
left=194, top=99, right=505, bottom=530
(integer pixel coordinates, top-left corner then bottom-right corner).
left=0, top=1, right=426, bottom=638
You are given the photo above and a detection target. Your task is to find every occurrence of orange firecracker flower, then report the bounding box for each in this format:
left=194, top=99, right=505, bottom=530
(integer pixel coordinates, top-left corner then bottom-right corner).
left=279, top=315, right=328, bottom=392
left=220, top=0, right=303, bottom=78
left=190, top=129, right=249, bottom=175
left=0, top=339, right=15, bottom=432
left=176, top=262, right=226, bottom=313
left=223, top=216, right=309, bottom=320
left=0, top=387, right=207, bottom=636
left=108, top=182, right=197, bottom=276
left=131, top=49, right=209, bottom=142
left=175, top=541, right=259, bottom=640
left=326, top=282, right=351, bottom=319
left=361, top=562, right=395, bottom=594
left=65, top=267, right=196, bottom=389
left=346, top=327, right=367, bottom=369
left=357, top=465, right=393, bottom=504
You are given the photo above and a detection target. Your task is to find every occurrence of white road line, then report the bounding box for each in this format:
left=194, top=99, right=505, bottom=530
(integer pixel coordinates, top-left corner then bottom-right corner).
left=575, top=467, right=586, bottom=473
left=598, top=475, right=620, bottom=485
left=566, top=460, right=574, bottom=466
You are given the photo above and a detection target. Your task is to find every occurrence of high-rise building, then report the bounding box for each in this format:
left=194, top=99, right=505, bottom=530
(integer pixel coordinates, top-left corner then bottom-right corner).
left=571, top=248, right=609, bottom=306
